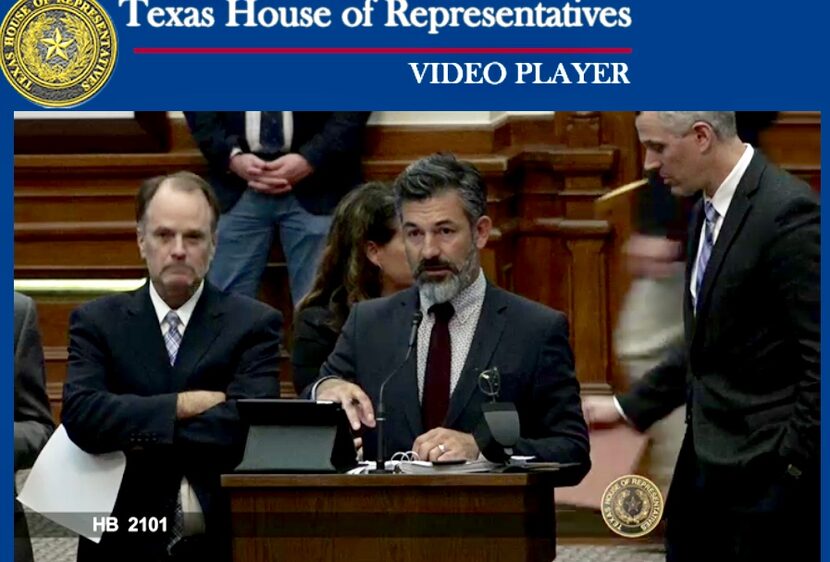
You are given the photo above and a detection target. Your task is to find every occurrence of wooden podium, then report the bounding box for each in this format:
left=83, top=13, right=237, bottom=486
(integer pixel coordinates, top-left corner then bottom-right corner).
left=221, top=473, right=559, bottom=562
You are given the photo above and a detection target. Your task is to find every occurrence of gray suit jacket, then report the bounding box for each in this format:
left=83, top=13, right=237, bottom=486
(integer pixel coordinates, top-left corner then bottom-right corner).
left=314, top=284, right=591, bottom=484
left=14, top=292, right=55, bottom=562
left=14, top=292, right=54, bottom=471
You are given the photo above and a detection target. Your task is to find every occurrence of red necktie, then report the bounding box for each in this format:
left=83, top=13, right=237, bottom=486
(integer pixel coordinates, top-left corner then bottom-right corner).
left=422, top=302, right=455, bottom=431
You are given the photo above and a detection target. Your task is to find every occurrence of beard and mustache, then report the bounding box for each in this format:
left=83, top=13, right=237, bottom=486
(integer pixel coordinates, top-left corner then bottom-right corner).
left=412, top=242, right=479, bottom=304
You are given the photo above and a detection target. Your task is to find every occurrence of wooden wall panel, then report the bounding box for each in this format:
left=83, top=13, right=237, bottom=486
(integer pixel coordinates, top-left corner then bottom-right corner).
left=15, top=112, right=171, bottom=154
left=758, top=111, right=821, bottom=190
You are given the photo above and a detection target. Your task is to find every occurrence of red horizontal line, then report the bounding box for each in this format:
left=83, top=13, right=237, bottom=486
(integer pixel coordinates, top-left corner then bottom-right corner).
left=133, top=47, right=631, bottom=55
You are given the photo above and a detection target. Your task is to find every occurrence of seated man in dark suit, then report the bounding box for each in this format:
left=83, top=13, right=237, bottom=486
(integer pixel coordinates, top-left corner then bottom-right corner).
left=62, top=171, right=282, bottom=562
left=310, top=153, right=590, bottom=480
left=14, top=291, right=55, bottom=562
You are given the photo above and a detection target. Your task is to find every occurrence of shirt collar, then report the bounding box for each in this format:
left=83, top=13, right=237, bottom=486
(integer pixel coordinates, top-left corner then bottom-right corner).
left=419, top=268, right=486, bottom=323
left=705, top=144, right=754, bottom=218
left=148, top=280, right=204, bottom=329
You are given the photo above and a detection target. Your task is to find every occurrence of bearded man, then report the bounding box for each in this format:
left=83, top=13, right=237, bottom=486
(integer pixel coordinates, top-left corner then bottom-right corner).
left=308, top=153, right=589, bottom=473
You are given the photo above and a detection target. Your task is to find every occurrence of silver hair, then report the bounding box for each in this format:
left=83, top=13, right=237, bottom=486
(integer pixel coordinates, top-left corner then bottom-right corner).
left=393, top=153, right=486, bottom=226
left=655, top=111, right=738, bottom=139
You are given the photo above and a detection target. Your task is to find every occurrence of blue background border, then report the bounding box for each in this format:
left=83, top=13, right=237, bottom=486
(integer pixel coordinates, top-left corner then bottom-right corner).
left=2, top=0, right=827, bottom=559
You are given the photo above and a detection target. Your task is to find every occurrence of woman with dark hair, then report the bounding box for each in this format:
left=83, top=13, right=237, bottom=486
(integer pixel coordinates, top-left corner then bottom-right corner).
left=292, top=181, right=412, bottom=393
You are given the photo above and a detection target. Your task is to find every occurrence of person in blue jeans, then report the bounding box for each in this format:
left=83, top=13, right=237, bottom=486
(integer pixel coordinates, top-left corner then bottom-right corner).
left=185, top=111, right=371, bottom=304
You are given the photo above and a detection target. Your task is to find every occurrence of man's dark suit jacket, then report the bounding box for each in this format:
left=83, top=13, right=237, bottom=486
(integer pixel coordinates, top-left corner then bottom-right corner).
left=314, top=284, right=591, bottom=484
left=618, top=151, right=819, bottom=490
left=185, top=111, right=370, bottom=214
left=62, top=282, right=282, bottom=562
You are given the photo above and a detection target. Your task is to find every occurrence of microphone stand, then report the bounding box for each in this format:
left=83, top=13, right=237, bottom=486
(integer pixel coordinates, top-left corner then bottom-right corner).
left=370, top=310, right=422, bottom=474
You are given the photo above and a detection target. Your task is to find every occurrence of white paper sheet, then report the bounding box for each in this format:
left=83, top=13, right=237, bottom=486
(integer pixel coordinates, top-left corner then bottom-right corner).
left=17, top=425, right=126, bottom=543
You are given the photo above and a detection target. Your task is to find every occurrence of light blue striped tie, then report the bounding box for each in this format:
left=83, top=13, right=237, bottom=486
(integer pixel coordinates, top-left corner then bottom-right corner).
left=694, top=201, right=718, bottom=312
left=163, top=311, right=182, bottom=365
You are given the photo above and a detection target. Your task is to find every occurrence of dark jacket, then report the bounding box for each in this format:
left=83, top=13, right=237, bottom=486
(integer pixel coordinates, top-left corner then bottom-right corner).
left=62, top=282, right=282, bottom=562
left=311, top=284, right=591, bottom=482
left=185, top=111, right=370, bottom=215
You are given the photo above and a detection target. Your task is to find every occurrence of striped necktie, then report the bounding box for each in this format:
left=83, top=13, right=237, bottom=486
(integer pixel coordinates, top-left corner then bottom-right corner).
left=164, top=311, right=182, bottom=365
left=694, top=201, right=718, bottom=312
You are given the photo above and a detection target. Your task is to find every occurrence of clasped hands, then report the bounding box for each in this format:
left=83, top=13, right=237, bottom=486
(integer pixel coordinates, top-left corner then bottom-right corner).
left=317, top=379, right=480, bottom=462
left=229, top=152, right=313, bottom=195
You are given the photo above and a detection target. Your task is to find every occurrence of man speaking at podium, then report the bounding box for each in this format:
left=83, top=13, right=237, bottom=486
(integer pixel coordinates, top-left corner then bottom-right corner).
left=310, top=153, right=589, bottom=480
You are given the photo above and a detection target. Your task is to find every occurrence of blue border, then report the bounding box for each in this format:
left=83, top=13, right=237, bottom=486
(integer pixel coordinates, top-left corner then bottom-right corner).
left=821, top=120, right=826, bottom=562
left=2, top=0, right=828, bottom=559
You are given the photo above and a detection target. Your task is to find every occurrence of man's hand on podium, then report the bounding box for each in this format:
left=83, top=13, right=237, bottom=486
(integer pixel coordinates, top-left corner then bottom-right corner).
left=581, top=396, right=624, bottom=428
left=317, top=379, right=376, bottom=431
left=413, top=428, right=479, bottom=462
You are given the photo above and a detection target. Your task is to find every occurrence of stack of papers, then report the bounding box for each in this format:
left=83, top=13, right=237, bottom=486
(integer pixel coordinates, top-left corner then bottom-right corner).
left=396, top=459, right=499, bottom=474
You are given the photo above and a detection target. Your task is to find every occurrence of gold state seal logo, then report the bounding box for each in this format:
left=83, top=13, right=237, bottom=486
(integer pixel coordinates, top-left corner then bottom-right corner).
left=601, top=474, right=664, bottom=538
left=1, top=0, right=117, bottom=107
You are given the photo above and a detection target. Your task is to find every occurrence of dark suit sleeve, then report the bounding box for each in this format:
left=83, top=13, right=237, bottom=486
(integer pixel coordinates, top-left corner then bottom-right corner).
left=63, top=306, right=180, bottom=454
left=478, top=313, right=590, bottom=482
left=767, top=195, right=820, bottom=469
left=295, top=112, right=370, bottom=173
left=291, top=307, right=339, bottom=395
left=616, top=342, right=687, bottom=432
left=174, top=307, right=282, bottom=453
left=184, top=111, right=244, bottom=172
left=14, top=296, right=55, bottom=471
left=63, top=306, right=281, bottom=456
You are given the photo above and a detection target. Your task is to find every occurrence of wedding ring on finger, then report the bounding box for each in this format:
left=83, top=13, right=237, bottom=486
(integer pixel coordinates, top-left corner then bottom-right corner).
left=438, top=443, right=447, bottom=454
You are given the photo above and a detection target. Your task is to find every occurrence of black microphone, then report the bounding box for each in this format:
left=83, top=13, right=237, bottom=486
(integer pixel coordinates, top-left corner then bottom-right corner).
left=371, top=310, right=423, bottom=474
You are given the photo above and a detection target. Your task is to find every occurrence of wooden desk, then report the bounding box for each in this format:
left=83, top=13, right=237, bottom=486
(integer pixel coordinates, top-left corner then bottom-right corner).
left=221, top=473, right=559, bottom=562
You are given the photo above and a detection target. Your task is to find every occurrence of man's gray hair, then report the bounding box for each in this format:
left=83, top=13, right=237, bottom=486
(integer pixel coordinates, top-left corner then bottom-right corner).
left=393, top=153, right=486, bottom=225
left=656, top=111, right=738, bottom=139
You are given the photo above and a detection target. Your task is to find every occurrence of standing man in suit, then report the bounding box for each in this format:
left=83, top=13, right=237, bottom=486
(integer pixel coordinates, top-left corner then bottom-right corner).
left=62, top=171, right=282, bottom=562
left=583, top=112, right=819, bottom=561
left=311, top=153, right=590, bottom=480
left=185, top=111, right=371, bottom=303
left=14, top=291, right=55, bottom=562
